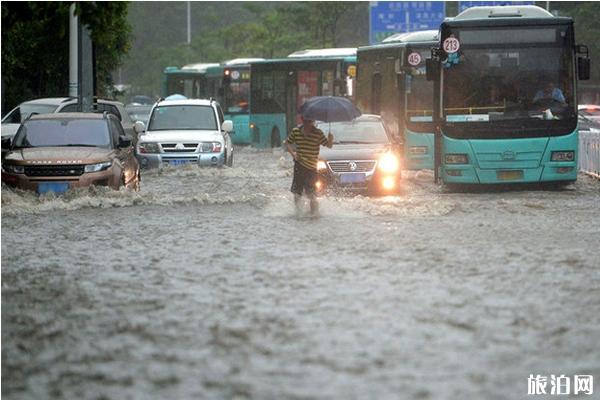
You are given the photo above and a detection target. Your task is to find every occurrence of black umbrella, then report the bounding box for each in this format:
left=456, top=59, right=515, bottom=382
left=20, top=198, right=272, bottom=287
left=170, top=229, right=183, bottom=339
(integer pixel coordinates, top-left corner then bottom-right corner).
left=299, top=96, right=361, bottom=123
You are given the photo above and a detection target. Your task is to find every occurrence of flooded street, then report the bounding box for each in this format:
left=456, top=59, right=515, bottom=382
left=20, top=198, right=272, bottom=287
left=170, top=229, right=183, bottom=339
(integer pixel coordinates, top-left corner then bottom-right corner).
left=2, top=147, right=600, bottom=399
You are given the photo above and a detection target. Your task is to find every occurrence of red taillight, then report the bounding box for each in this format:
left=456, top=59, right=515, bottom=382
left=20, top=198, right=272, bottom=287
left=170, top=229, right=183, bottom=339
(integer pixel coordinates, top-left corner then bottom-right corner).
left=213, top=143, right=222, bottom=152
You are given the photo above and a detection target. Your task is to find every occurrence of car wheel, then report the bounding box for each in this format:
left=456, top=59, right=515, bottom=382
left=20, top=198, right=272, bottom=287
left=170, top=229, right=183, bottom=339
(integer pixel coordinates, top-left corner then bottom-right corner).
left=227, top=151, right=234, bottom=167
left=271, top=127, right=281, bottom=148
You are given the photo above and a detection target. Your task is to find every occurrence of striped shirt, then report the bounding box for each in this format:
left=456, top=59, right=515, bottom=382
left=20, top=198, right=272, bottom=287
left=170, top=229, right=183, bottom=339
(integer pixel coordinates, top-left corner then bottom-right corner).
left=286, top=125, right=328, bottom=170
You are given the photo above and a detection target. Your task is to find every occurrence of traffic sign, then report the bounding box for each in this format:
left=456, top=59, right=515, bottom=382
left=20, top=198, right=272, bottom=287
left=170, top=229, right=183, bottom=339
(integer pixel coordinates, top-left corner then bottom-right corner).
left=369, top=1, right=446, bottom=44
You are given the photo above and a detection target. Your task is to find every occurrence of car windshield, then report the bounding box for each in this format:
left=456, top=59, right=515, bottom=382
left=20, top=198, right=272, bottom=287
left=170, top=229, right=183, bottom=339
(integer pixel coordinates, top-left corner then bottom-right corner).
left=148, top=105, right=217, bottom=131
left=12, top=119, right=111, bottom=148
left=2, top=104, right=59, bottom=124
left=126, top=105, right=152, bottom=124
left=317, top=120, right=388, bottom=144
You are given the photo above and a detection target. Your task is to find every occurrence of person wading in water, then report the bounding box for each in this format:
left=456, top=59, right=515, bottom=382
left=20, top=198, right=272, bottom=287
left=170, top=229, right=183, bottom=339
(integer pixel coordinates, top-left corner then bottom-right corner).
left=285, top=116, right=333, bottom=216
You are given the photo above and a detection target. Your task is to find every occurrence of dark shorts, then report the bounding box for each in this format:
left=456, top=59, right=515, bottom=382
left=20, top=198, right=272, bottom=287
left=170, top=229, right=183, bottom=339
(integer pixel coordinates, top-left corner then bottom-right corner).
left=291, top=161, right=317, bottom=196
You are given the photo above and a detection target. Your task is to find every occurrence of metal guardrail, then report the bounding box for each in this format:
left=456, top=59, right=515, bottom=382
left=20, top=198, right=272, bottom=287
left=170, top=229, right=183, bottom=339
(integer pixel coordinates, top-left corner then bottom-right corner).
left=579, top=130, right=600, bottom=179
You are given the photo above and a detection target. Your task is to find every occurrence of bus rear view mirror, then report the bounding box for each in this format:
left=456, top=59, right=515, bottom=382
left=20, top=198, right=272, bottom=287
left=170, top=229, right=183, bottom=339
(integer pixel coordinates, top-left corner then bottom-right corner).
left=426, top=59, right=438, bottom=81
left=578, top=57, right=590, bottom=80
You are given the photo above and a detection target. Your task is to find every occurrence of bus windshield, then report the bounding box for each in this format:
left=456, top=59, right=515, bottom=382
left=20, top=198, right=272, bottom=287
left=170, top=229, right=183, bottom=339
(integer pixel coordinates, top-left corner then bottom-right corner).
left=442, top=25, right=576, bottom=137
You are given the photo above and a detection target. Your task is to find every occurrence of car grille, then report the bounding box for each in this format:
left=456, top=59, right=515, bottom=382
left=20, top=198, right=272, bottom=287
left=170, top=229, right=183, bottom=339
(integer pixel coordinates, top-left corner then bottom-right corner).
left=327, top=160, right=377, bottom=173
left=24, top=165, right=85, bottom=177
left=161, top=143, right=198, bottom=153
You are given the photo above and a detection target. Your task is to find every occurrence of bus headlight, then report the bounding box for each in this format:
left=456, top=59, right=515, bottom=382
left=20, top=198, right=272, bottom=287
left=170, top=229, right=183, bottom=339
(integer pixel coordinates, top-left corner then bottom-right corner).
left=317, top=160, right=327, bottom=171
left=409, top=146, right=428, bottom=155
left=378, top=153, right=400, bottom=173
left=551, top=151, right=574, bottom=162
left=445, top=154, right=468, bottom=164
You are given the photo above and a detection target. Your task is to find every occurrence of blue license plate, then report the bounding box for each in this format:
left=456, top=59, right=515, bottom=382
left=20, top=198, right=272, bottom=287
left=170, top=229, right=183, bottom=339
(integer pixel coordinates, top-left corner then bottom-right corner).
left=169, top=160, right=191, bottom=166
left=37, top=182, right=70, bottom=194
left=339, top=173, right=366, bottom=184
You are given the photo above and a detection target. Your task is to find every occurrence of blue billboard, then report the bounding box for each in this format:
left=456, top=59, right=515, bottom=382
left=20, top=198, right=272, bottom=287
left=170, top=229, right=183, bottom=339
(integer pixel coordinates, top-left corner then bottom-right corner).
left=369, top=1, right=446, bottom=44
left=458, top=1, right=534, bottom=13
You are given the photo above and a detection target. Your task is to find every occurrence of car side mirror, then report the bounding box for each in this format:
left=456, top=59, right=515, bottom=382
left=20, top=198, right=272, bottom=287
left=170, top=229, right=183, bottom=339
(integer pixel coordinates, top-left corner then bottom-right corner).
left=119, top=136, right=132, bottom=148
left=578, top=57, right=590, bottom=81
left=1, top=137, right=11, bottom=149
left=222, top=120, right=234, bottom=133
left=134, top=121, right=146, bottom=134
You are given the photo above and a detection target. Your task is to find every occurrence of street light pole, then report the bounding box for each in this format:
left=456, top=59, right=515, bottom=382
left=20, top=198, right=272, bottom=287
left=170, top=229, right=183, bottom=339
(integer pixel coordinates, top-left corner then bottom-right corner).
left=69, top=3, right=78, bottom=97
left=187, top=1, right=191, bottom=45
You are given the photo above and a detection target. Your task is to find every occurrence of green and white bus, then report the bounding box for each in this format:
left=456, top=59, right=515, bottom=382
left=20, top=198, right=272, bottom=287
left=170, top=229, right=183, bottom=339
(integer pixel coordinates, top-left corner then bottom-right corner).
left=357, top=30, right=438, bottom=170
left=249, top=48, right=357, bottom=148
left=162, top=63, right=219, bottom=99
left=427, top=5, right=590, bottom=185
left=204, top=59, right=265, bottom=145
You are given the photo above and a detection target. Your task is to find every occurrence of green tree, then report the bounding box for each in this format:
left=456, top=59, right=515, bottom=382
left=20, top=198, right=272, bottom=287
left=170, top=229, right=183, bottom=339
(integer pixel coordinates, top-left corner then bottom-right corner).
left=1, top=2, right=131, bottom=113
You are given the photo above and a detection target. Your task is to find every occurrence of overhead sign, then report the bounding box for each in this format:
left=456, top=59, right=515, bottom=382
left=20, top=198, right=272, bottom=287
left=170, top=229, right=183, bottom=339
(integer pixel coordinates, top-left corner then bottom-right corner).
left=369, top=1, right=445, bottom=44
left=458, top=1, right=534, bottom=13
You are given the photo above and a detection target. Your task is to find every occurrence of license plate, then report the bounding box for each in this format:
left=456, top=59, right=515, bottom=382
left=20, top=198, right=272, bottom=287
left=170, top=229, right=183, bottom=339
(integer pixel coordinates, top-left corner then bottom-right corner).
left=37, top=182, right=70, bottom=194
left=169, top=160, right=191, bottom=166
left=497, top=170, right=523, bottom=180
left=339, top=173, right=366, bottom=184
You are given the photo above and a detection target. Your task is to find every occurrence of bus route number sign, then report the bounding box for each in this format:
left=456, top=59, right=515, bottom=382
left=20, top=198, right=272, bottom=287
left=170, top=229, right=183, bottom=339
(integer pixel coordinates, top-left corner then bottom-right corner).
left=407, top=52, right=422, bottom=66
left=443, top=37, right=460, bottom=54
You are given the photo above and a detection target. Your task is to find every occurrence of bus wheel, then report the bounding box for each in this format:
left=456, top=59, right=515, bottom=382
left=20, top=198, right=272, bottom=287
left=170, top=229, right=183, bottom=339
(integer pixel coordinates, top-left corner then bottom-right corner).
left=271, top=127, right=281, bottom=148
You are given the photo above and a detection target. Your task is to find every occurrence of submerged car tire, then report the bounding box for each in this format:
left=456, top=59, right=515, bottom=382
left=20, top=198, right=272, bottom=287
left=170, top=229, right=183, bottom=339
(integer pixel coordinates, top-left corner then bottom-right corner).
left=227, top=151, right=234, bottom=167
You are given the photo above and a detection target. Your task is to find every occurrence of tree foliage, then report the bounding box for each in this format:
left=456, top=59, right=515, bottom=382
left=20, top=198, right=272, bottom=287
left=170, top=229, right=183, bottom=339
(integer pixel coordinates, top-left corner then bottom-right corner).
left=122, top=2, right=364, bottom=97
left=1, top=2, right=131, bottom=113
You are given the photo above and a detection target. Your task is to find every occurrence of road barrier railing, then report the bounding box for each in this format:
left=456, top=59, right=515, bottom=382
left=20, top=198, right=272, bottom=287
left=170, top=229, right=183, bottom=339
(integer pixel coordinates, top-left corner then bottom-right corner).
left=579, top=130, right=600, bottom=179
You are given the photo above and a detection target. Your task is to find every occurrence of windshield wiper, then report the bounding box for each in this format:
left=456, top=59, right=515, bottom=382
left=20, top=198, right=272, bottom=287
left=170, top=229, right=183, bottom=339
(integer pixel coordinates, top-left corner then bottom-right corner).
left=52, top=144, right=99, bottom=147
left=335, top=140, right=380, bottom=144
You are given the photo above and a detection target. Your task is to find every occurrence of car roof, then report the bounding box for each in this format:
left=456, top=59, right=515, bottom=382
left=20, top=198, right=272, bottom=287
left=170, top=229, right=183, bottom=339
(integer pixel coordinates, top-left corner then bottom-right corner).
left=578, top=104, right=600, bottom=110
left=156, top=99, right=214, bottom=106
left=29, top=112, right=107, bottom=120
left=20, top=97, right=123, bottom=107
left=316, top=114, right=382, bottom=124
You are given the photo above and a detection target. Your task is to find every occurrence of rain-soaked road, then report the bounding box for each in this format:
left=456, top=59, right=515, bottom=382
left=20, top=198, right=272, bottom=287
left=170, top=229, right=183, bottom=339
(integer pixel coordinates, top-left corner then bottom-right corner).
left=2, top=148, right=600, bottom=400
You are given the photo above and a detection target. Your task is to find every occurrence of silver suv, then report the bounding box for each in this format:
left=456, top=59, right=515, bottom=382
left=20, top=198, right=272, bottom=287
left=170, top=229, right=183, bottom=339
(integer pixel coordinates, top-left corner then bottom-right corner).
left=135, top=98, right=234, bottom=168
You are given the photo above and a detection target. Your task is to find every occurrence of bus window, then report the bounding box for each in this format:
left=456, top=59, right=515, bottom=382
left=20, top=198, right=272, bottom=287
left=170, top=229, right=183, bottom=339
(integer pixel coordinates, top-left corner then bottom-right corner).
left=297, top=71, right=320, bottom=124
left=322, top=70, right=334, bottom=96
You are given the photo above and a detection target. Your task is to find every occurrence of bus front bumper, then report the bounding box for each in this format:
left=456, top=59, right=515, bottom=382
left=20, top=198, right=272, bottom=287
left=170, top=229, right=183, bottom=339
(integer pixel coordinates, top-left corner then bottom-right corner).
left=443, top=163, right=578, bottom=184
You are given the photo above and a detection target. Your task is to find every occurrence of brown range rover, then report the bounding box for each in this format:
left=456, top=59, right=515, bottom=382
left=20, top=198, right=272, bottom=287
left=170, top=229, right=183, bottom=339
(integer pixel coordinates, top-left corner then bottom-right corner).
left=1, top=113, right=140, bottom=194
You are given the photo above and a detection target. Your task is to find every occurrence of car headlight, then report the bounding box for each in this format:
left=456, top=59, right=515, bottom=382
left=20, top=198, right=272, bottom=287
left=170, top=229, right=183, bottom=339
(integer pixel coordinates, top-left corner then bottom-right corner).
left=317, top=160, right=327, bottom=171
left=551, top=151, right=574, bottom=162
left=200, top=142, right=222, bottom=153
left=378, top=152, right=400, bottom=173
left=84, top=161, right=112, bottom=173
left=2, top=164, right=24, bottom=174
left=445, top=154, right=469, bottom=164
left=138, top=142, right=160, bottom=154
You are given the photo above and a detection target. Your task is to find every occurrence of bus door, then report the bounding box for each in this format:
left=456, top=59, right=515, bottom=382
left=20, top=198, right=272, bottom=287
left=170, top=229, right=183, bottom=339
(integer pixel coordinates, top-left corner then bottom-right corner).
left=371, top=73, right=382, bottom=115
left=285, top=71, right=298, bottom=134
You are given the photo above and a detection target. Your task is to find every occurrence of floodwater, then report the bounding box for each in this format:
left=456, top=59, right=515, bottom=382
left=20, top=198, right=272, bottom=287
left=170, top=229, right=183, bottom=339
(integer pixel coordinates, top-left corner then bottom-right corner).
left=2, top=148, right=599, bottom=400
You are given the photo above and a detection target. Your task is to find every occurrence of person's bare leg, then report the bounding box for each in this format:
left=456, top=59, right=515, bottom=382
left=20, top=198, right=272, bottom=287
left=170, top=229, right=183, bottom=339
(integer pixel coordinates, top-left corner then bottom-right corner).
left=294, top=194, right=302, bottom=214
left=309, top=194, right=319, bottom=216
